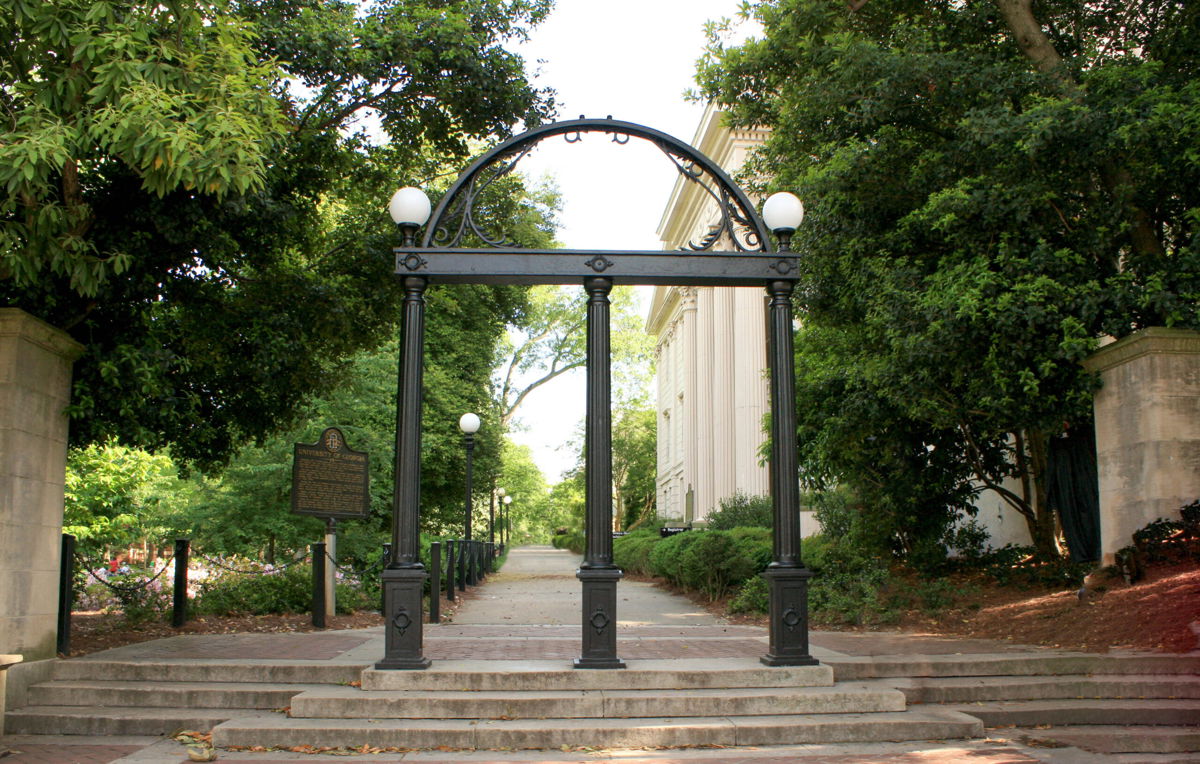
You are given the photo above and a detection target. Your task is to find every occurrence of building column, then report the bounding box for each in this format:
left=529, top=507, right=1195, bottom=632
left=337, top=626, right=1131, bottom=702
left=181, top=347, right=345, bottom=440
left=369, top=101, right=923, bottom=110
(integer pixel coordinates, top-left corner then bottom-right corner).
left=1083, top=328, right=1200, bottom=564
left=0, top=309, right=84, bottom=663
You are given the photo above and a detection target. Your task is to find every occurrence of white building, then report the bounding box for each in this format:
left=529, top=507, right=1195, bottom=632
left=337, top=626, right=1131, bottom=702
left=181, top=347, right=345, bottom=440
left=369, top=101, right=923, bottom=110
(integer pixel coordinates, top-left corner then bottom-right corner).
left=645, top=106, right=774, bottom=524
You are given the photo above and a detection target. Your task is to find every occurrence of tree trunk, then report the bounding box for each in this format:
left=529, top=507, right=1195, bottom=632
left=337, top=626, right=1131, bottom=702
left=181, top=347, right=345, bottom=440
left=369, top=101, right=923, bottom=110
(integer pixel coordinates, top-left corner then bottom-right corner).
left=1023, top=429, right=1061, bottom=559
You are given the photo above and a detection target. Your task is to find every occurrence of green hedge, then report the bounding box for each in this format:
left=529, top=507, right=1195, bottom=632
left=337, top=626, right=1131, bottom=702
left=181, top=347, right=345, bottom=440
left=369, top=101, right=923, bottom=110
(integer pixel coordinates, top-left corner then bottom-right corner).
left=637, top=527, right=773, bottom=601
left=612, top=529, right=659, bottom=575
left=552, top=530, right=586, bottom=554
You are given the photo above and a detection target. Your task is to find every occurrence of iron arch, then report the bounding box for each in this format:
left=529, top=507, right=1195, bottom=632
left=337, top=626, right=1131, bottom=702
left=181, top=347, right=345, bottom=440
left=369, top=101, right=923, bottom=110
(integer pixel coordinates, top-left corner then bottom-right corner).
left=422, top=117, right=774, bottom=254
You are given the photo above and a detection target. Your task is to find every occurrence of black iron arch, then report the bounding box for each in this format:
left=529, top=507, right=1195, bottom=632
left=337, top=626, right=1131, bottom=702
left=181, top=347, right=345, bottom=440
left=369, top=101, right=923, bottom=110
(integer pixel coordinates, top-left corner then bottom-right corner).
left=378, top=117, right=815, bottom=674
left=422, top=117, right=774, bottom=254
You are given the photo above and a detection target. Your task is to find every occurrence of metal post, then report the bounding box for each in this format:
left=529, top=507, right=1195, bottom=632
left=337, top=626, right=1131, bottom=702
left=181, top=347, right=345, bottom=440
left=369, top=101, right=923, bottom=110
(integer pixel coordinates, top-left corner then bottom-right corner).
left=464, top=433, right=477, bottom=585
left=489, top=486, right=496, bottom=546
left=761, top=277, right=817, bottom=667
left=379, top=274, right=432, bottom=670
left=324, top=517, right=337, bottom=622
left=172, top=538, right=189, bottom=628
left=312, top=541, right=327, bottom=629
left=458, top=538, right=467, bottom=592
left=576, top=276, right=624, bottom=669
left=380, top=543, right=391, bottom=613
left=429, top=542, right=441, bottom=624
left=446, top=539, right=456, bottom=602
left=57, top=534, right=75, bottom=656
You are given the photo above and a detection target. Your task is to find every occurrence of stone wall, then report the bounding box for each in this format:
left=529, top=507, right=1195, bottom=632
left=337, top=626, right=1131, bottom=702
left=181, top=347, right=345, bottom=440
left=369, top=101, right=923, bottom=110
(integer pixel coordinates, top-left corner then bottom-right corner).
left=0, top=309, right=82, bottom=662
left=1083, top=328, right=1200, bottom=564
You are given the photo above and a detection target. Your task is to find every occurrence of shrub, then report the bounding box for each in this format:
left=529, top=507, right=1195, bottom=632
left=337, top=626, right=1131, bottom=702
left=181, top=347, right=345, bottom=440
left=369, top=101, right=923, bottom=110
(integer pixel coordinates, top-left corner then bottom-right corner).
left=729, top=575, right=768, bottom=614
left=613, top=530, right=659, bottom=575
left=706, top=492, right=772, bottom=530
left=647, top=530, right=701, bottom=584
left=193, top=563, right=368, bottom=616
left=550, top=530, right=586, bottom=554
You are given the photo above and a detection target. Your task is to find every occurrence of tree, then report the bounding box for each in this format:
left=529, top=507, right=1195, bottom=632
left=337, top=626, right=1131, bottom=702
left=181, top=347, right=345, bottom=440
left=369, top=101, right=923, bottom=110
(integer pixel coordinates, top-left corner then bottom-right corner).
left=1, top=0, right=556, bottom=470
left=612, top=405, right=657, bottom=531
left=699, top=0, right=1199, bottom=558
left=497, top=284, right=653, bottom=427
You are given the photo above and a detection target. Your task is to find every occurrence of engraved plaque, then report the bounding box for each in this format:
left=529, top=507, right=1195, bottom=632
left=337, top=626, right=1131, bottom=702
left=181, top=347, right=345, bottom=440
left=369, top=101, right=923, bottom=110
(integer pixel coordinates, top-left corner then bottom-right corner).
left=291, top=427, right=370, bottom=519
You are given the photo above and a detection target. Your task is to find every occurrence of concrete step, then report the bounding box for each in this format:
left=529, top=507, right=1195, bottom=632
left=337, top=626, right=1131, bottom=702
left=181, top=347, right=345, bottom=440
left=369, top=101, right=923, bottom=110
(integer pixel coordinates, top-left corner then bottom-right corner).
left=4, top=705, right=262, bottom=736
left=52, top=660, right=362, bottom=685
left=944, top=699, right=1200, bottom=727
left=27, top=680, right=323, bottom=710
left=361, top=659, right=833, bottom=691
left=1011, top=725, right=1200, bottom=754
left=828, top=653, right=1200, bottom=681
left=884, top=675, right=1200, bottom=704
left=211, top=708, right=984, bottom=749
left=288, top=684, right=905, bottom=719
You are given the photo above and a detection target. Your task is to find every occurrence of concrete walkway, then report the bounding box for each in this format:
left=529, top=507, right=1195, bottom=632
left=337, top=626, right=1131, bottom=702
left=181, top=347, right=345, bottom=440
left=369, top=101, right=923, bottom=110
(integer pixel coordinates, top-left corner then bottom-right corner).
left=0, top=546, right=1186, bottom=763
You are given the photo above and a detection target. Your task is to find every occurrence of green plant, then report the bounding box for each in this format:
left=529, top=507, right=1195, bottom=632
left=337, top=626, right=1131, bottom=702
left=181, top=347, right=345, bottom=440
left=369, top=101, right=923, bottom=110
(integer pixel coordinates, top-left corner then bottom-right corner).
left=613, top=530, right=659, bottom=576
left=705, top=492, right=773, bottom=530
left=551, top=530, right=585, bottom=555
left=647, top=531, right=701, bottom=585
left=729, top=576, right=768, bottom=614
left=192, top=564, right=367, bottom=616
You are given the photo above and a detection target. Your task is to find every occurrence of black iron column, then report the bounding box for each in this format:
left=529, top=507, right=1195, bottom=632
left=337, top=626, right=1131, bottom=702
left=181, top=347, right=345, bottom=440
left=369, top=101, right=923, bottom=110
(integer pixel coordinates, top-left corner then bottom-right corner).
left=576, top=276, right=625, bottom=669
left=463, top=431, right=476, bottom=585
left=378, top=275, right=432, bottom=670
left=762, top=279, right=818, bottom=667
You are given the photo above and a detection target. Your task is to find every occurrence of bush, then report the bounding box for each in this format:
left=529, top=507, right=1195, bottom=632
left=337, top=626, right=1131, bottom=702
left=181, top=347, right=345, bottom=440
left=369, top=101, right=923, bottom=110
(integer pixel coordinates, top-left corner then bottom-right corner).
left=729, top=576, right=768, bottom=614
left=552, top=530, right=586, bottom=554
left=706, top=492, right=772, bottom=530
left=193, top=563, right=368, bottom=616
left=647, top=530, right=701, bottom=584
left=613, top=530, right=659, bottom=575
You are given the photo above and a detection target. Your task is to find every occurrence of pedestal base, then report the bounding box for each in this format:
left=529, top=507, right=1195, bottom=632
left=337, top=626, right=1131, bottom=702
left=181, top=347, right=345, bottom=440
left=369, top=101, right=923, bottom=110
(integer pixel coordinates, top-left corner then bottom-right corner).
left=761, top=566, right=819, bottom=667
left=575, top=567, right=625, bottom=669
left=376, top=567, right=431, bottom=670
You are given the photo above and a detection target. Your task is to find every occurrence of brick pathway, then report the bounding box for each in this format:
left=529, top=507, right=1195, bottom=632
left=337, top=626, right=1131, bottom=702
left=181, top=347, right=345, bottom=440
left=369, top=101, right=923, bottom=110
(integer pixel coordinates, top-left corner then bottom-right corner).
left=79, top=631, right=373, bottom=660
left=0, top=744, right=145, bottom=763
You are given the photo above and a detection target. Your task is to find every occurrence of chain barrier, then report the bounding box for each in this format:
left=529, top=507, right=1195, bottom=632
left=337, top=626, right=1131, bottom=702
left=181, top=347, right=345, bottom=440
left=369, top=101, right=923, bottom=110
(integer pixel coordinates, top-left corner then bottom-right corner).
left=192, top=549, right=310, bottom=575
left=76, top=552, right=176, bottom=594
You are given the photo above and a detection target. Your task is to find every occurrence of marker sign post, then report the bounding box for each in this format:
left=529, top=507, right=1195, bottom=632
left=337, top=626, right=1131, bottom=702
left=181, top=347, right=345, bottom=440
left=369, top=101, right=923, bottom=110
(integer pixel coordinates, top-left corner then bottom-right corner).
left=292, top=428, right=370, bottom=622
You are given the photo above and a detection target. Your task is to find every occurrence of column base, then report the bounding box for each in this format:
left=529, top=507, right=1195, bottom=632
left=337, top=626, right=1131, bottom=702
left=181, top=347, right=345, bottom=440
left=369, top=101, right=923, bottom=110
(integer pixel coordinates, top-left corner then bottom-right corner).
left=376, top=567, right=430, bottom=670
left=761, top=566, right=819, bottom=667
left=576, top=567, right=625, bottom=669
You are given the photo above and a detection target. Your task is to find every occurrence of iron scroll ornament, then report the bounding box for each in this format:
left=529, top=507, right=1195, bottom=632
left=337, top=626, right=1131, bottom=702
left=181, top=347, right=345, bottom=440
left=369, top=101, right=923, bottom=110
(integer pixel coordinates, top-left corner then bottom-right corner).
left=421, top=117, right=775, bottom=254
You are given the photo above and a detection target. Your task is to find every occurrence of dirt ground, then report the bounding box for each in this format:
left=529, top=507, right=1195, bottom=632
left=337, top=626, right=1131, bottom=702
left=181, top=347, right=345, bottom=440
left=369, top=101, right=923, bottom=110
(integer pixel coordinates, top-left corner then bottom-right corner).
left=65, top=560, right=1199, bottom=657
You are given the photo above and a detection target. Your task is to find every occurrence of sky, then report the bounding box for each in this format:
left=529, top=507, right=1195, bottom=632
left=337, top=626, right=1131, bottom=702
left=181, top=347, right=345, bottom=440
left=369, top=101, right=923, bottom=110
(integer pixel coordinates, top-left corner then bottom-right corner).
left=499, top=0, right=755, bottom=482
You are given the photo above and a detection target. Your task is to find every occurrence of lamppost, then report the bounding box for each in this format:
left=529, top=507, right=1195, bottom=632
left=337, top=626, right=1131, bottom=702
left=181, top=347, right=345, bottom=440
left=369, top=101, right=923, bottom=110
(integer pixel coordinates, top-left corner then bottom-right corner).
left=502, top=494, right=512, bottom=548
left=758, top=191, right=818, bottom=667
left=459, top=412, right=480, bottom=585
left=492, top=487, right=504, bottom=546
left=377, top=186, right=433, bottom=670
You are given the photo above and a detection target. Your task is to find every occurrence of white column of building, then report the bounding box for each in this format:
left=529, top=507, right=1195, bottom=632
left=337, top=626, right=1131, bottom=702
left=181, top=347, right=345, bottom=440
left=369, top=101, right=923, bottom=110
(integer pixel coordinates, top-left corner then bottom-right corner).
left=696, top=287, right=716, bottom=517
left=655, top=326, right=673, bottom=518
left=732, top=287, right=770, bottom=496
left=712, top=287, right=737, bottom=508
left=679, top=288, right=699, bottom=523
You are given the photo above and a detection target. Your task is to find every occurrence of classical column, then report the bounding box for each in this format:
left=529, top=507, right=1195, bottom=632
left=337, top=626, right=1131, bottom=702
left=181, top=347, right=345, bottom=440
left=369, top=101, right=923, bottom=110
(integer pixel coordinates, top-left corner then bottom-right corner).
left=679, top=288, right=699, bottom=523
left=733, top=287, right=770, bottom=495
left=576, top=276, right=624, bottom=669
left=1083, top=328, right=1200, bottom=564
left=761, top=281, right=817, bottom=667
left=0, top=309, right=83, bottom=665
left=377, top=276, right=431, bottom=670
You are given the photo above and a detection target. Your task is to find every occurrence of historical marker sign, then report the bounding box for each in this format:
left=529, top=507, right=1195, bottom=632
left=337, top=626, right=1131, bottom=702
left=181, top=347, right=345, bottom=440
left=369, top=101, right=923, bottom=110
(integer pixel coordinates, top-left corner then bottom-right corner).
left=292, top=427, right=370, bottom=520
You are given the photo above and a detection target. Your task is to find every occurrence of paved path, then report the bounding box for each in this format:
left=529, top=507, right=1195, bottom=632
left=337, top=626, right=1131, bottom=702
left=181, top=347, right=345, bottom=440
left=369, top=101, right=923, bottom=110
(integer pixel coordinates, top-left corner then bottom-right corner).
left=0, top=546, right=1170, bottom=763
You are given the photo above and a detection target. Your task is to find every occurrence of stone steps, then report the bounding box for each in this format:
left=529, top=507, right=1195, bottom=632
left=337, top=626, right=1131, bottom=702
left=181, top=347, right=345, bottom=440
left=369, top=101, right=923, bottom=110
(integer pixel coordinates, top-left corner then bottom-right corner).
left=882, top=674, right=1200, bottom=704
left=944, top=698, right=1200, bottom=727
left=288, top=684, right=906, bottom=719
left=827, top=653, right=1200, bottom=681
left=27, top=679, right=327, bottom=710
left=51, top=660, right=362, bottom=685
left=5, top=705, right=262, bottom=736
left=210, top=709, right=985, bottom=750
left=1011, top=724, right=1200, bottom=754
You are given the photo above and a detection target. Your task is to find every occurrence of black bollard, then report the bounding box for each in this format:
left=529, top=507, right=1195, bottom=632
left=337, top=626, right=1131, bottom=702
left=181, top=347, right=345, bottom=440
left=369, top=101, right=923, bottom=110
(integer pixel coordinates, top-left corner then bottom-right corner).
left=312, top=542, right=326, bottom=628
left=429, top=542, right=441, bottom=624
left=172, top=539, right=189, bottom=627
left=57, top=534, right=75, bottom=656
left=446, top=539, right=455, bottom=602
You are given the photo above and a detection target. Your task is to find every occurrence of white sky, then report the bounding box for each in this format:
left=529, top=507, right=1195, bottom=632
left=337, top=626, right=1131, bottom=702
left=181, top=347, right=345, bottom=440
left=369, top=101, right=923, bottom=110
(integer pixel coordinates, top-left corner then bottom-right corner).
left=500, top=0, right=754, bottom=481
